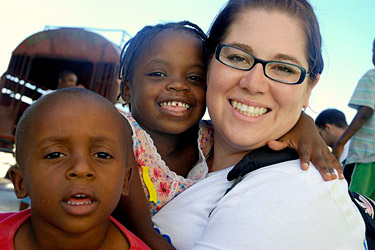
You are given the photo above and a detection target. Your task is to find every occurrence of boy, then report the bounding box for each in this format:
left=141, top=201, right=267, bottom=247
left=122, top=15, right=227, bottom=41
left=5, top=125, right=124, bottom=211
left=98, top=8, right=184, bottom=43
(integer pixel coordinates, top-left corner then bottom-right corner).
left=0, top=88, right=150, bottom=250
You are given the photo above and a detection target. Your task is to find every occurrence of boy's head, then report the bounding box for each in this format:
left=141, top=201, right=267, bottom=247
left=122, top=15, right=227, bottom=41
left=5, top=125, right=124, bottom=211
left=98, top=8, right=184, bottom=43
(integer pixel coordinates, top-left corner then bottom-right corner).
left=118, top=21, right=208, bottom=135
left=315, top=108, right=348, bottom=148
left=10, top=88, right=133, bottom=234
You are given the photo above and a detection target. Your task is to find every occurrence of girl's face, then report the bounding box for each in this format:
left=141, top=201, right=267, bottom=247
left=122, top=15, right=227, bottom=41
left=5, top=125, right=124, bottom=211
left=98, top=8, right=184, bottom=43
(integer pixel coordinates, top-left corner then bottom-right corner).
left=207, top=9, right=318, bottom=161
left=124, top=29, right=206, bottom=136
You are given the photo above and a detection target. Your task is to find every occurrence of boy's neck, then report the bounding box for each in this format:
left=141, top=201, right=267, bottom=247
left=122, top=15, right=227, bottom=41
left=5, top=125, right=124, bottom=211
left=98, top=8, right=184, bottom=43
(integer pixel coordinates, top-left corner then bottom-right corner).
left=14, top=216, right=129, bottom=250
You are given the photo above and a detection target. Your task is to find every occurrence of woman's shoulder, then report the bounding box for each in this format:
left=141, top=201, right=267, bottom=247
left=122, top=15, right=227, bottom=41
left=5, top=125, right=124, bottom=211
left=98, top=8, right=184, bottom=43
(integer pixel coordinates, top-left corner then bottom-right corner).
left=235, top=159, right=341, bottom=194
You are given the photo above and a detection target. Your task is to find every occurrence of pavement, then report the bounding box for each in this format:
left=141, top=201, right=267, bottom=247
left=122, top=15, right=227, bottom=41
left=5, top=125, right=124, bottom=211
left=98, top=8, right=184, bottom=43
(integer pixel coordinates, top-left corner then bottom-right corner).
left=0, top=152, right=20, bottom=212
left=0, top=177, right=19, bottom=212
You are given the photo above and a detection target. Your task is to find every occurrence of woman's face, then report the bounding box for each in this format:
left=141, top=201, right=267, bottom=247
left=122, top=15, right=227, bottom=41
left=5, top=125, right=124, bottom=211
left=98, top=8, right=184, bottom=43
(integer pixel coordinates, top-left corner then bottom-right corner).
left=207, top=9, right=318, bottom=157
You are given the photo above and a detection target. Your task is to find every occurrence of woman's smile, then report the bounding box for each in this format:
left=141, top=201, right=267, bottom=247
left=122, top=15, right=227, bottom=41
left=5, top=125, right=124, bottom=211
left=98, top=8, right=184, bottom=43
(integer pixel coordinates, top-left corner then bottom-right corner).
left=230, top=99, right=269, bottom=117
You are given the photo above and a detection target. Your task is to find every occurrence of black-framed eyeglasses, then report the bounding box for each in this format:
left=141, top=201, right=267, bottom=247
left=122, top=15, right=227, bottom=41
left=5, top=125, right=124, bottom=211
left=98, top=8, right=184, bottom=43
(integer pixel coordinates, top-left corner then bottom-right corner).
left=215, top=44, right=309, bottom=85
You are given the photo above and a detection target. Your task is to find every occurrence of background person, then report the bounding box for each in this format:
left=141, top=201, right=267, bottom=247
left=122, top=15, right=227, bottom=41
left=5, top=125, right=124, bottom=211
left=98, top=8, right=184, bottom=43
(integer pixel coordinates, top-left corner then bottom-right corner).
left=315, top=108, right=349, bottom=162
left=57, top=70, right=78, bottom=89
left=315, top=108, right=355, bottom=184
left=333, top=37, right=375, bottom=201
left=43, top=70, right=82, bottom=96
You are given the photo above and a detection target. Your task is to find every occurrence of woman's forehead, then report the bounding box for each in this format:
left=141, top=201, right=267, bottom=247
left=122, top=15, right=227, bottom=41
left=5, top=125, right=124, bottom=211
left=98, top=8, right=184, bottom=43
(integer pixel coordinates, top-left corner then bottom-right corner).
left=225, top=9, right=307, bottom=64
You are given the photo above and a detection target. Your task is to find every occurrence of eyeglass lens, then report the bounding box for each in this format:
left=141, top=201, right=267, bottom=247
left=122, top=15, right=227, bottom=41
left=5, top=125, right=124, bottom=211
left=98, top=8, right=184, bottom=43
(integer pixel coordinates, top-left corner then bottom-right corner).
left=218, top=45, right=303, bottom=84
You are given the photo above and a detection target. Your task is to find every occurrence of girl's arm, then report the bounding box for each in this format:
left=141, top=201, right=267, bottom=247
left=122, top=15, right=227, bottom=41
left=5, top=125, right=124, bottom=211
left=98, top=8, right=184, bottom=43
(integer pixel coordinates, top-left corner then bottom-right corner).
left=267, top=112, right=344, bottom=181
left=112, top=135, right=174, bottom=250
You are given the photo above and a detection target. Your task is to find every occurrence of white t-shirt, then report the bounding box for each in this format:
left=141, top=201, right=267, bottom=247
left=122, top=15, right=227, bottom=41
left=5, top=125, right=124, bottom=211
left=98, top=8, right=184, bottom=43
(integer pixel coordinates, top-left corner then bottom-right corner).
left=341, top=141, right=350, bottom=164
left=152, top=159, right=367, bottom=250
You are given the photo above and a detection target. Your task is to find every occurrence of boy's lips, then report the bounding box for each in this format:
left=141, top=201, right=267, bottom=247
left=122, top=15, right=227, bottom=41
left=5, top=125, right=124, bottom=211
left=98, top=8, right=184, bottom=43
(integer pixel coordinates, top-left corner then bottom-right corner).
left=61, top=192, right=98, bottom=216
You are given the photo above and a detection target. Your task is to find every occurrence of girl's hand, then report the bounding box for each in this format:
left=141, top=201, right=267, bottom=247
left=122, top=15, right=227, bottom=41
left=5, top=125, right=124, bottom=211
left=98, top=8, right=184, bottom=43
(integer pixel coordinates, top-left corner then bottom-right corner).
left=267, top=112, right=344, bottom=181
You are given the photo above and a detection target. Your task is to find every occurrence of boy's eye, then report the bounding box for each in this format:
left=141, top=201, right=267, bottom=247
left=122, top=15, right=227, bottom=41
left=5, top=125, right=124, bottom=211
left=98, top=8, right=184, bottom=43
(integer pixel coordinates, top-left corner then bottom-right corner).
left=94, top=152, right=113, bottom=159
left=147, top=72, right=167, bottom=77
left=44, top=152, right=65, bottom=159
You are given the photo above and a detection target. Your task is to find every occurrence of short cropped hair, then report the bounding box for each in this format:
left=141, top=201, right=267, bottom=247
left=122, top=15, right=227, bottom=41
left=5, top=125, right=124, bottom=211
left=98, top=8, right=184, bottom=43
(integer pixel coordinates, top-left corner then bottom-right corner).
left=15, top=88, right=126, bottom=167
left=315, top=109, right=348, bottom=129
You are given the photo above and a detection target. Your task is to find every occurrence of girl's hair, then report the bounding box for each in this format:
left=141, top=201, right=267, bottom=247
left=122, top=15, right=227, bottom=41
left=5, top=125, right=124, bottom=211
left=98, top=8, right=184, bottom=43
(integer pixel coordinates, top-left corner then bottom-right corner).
left=118, top=21, right=207, bottom=101
left=207, top=0, right=323, bottom=82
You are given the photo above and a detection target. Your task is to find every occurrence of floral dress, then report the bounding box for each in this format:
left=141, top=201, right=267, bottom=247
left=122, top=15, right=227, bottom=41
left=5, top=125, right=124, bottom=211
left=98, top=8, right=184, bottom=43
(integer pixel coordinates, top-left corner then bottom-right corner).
left=119, top=110, right=214, bottom=215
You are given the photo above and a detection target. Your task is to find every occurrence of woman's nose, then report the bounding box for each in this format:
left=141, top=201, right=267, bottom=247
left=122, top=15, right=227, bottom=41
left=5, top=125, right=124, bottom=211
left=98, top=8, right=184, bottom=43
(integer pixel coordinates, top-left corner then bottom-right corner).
left=238, top=63, right=269, bottom=94
left=66, top=155, right=95, bottom=180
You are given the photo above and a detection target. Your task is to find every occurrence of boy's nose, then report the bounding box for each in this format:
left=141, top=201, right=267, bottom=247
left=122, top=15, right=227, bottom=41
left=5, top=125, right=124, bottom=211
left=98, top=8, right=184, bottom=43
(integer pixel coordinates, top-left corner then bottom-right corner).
left=66, top=155, right=95, bottom=180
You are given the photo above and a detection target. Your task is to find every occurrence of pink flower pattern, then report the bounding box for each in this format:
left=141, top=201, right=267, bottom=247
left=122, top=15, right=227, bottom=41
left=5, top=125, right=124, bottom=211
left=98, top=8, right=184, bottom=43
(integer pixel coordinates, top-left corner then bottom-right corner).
left=119, top=111, right=214, bottom=216
left=157, top=182, right=171, bottom=197
left=356, top=194, right=375, bottom=219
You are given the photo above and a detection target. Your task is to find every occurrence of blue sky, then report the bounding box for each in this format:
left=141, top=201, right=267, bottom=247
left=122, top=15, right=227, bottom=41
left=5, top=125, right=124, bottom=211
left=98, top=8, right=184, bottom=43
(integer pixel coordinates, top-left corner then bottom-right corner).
left=1, top=0, right=374, bottom=122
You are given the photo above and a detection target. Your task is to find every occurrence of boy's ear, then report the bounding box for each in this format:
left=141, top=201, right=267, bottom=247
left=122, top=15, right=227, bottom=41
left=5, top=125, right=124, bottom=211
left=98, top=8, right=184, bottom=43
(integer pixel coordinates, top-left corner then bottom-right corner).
left=8, top=165, right=28, bottom=199
left=122, top=81, right=131, bottom=104
left=121, top=167, right=132, bottom=197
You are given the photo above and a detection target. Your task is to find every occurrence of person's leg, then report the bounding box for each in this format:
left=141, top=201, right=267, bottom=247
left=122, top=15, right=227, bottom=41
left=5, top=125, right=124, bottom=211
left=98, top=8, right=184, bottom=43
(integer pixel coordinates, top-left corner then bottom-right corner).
left=350, top=162, right=375, bottom=200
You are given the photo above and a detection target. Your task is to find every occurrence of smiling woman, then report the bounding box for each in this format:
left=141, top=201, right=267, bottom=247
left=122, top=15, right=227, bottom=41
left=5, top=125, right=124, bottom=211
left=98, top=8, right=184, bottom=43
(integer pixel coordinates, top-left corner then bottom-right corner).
left=207, top=8, right=317, bottom=166
left=151, top=0, right=367, bottom=249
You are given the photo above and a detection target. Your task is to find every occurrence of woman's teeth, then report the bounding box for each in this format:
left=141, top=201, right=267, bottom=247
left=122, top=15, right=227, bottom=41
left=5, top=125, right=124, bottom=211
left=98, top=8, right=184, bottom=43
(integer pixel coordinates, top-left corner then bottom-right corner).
left=231, top=100, right=268, bottom=117
left=160, top=101, right=190, bottom=109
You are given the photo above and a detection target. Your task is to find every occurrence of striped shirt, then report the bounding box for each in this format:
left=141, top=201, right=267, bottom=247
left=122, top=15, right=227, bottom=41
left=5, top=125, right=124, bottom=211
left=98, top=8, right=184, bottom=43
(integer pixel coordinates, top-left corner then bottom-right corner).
left=346, top=68, right=375, bottom=164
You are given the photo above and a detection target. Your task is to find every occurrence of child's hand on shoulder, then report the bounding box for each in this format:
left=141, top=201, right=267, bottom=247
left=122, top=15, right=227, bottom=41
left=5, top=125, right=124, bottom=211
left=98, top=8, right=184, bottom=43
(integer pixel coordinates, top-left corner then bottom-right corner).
left=267, top=112, right=344, bottom=181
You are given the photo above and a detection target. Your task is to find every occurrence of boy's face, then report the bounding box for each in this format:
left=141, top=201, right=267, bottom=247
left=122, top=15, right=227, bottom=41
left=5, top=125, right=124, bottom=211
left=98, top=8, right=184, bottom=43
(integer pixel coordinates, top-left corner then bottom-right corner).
left=125, top=29, right=206, bottom=135
left=13, top=95, right=131, bottom=234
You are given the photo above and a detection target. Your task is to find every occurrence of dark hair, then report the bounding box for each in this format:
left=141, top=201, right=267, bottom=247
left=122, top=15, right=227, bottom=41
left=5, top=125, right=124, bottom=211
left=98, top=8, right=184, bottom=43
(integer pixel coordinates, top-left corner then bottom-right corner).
left=207, top=0, right=323, bottom=82
left=118, top=20, right=207, bottom=101
left=315, top=109, right=348, bottom=129
left=58, top=70, right=76, bottom=79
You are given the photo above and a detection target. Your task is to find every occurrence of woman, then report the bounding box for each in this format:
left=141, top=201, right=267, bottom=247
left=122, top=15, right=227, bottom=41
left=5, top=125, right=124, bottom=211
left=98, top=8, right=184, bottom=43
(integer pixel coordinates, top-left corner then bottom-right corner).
left=152, top=0, right=367, bottom=249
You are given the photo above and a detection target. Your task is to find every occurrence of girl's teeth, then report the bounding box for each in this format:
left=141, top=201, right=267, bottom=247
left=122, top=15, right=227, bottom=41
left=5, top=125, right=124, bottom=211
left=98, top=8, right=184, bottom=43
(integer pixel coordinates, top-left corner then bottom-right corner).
left=160, top=101, right=190, bottom=109
left=231, top=100, right=268, bottom=117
